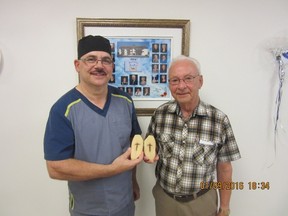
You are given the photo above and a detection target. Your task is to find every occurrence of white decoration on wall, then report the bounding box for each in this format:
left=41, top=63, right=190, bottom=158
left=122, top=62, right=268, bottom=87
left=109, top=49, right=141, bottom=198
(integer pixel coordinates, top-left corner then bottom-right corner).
left=263, top=37, right=288, bottom=167
left=272, top=49, right=288, bottom=132
left=269, top=48, right=288, bottom=163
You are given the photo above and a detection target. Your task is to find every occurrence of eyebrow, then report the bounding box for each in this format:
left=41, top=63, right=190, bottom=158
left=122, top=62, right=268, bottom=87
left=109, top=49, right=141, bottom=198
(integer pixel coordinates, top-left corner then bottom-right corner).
left=170, top=74, right=197, bottom=78
left=85, top=55, right=111, bottom=59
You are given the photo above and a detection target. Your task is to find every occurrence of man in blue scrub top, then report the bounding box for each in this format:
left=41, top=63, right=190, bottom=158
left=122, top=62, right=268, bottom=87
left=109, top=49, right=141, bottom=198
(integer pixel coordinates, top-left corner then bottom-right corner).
left=44, top=35, right=143, bottom=216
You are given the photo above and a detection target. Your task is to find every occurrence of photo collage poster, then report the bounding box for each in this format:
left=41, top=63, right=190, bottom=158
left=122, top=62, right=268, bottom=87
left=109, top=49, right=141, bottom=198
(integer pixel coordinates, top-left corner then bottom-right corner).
left=108, top=37, right=171, bottom=100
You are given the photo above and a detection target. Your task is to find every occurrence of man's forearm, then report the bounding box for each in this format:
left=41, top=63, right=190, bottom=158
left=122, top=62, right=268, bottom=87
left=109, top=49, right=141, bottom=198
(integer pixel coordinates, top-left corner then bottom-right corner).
left=217, top=162, right=233, bottom=210
left=46, top=158, right=118, bottom=181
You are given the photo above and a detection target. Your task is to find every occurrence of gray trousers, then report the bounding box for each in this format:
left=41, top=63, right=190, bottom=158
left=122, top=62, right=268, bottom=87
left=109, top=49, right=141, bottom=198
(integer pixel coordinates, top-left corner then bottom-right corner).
left=153, top=181, right=218, bottom=216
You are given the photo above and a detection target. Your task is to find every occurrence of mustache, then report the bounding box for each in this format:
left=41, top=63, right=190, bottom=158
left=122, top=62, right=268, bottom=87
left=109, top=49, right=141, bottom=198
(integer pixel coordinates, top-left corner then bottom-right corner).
left=91, top=68, right=107, bottom=75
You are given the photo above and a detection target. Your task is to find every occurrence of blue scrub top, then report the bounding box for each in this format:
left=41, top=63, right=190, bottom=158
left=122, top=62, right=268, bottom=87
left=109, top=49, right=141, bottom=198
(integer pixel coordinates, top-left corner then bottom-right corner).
left=44, top=86, right=141, bottom=215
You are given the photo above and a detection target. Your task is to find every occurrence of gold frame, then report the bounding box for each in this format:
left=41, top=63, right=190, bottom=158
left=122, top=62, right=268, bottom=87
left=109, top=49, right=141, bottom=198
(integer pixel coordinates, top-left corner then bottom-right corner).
left=76, top=18, right=190, bottom=116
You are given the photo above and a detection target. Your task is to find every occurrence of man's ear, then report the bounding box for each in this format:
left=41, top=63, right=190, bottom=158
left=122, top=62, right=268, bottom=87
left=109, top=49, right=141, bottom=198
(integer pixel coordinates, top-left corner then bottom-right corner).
left=198, top=75, right=204, bottom=89
left=74, top=59, right=80, bottom=72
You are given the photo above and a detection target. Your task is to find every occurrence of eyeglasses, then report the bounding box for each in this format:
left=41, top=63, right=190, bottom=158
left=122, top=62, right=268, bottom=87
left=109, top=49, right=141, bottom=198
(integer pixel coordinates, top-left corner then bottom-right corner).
left=169, top=75, right=199, bottom=85
left=80, top=56, right=113, bottom=66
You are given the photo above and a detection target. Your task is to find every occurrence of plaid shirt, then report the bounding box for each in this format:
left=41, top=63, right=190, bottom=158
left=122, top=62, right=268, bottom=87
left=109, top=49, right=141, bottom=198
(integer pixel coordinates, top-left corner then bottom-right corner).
left=147, top=100, right=241, bottom=194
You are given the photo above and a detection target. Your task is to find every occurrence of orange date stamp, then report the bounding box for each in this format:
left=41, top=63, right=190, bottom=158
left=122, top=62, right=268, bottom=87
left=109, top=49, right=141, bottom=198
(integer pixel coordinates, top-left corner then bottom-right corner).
left=200, top=181, right=244, bottom=190
left=200, top=181, right=270, bottom=190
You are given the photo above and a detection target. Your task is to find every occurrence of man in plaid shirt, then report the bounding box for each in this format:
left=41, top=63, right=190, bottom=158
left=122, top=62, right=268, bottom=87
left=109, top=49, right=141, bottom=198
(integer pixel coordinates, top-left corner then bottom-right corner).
left=145, top=55, right=241, bottom=216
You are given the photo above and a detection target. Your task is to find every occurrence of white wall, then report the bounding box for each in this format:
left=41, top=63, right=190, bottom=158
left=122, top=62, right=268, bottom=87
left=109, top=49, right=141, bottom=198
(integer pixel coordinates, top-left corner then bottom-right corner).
left=1, top=0, right=288, bottom=215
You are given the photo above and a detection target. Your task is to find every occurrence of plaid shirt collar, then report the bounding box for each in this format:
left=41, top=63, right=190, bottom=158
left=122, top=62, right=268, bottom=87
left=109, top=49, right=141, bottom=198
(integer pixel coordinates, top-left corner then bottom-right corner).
left=167, top=100, right=208, bottom=118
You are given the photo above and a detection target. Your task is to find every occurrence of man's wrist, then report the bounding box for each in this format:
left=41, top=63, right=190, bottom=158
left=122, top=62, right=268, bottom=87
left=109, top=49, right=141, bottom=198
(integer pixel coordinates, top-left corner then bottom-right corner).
left=219, top=208, right=230, bottom=216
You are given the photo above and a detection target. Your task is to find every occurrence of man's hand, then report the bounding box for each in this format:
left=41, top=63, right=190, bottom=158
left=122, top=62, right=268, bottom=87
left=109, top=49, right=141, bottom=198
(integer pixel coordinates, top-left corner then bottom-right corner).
left=143, top=154, right=159, bottom=163
left=133, top=179, right=140, bottom=201
left=111, top=148, right=143, bottom=174
left=217, top=208, right=230, bottom=216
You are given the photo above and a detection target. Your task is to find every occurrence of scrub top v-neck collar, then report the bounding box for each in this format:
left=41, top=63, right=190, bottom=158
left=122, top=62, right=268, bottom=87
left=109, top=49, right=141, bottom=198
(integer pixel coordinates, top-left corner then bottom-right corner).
left=74, top=86, right=111, bottom=117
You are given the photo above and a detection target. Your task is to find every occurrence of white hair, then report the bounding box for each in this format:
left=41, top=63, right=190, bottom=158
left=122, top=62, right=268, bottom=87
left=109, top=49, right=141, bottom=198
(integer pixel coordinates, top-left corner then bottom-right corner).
left=168, top=55, right=202, bottom=75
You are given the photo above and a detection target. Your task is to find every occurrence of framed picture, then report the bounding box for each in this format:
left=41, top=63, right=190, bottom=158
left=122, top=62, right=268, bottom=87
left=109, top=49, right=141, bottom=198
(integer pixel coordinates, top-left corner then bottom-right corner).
left=77, top=18, right=190, bottom=116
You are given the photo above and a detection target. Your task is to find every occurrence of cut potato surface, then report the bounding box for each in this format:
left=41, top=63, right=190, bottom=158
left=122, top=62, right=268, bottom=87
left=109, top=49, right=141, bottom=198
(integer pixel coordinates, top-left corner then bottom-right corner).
left=131, top=134, right=143, bottom=160
left=144, top=135, right=156, bottom=161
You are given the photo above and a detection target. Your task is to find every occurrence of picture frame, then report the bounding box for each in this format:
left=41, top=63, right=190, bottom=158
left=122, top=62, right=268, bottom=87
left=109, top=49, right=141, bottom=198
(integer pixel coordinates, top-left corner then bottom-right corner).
left=76, top=18, right=190, bottom=116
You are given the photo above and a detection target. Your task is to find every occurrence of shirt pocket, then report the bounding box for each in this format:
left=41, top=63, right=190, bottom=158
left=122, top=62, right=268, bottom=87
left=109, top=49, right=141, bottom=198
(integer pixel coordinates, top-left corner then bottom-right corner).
left=156, top=133, right=175, bottom=159
left=192, top=140, right=218, bottom=166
